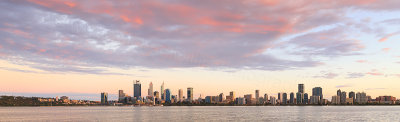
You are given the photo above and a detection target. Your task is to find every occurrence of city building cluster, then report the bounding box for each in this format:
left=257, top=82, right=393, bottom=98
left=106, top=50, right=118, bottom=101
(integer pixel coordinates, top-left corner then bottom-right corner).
left=100, top=81, right=399, bottom=106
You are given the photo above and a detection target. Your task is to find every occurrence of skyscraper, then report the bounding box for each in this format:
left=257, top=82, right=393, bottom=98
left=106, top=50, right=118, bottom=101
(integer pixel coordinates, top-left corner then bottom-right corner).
left=101, top=92, right=108, bottom=104
left=337, top=89, right=341, bottom=102
left=282, top=93, right=287, bottom=105
left=340, top=91, right=347, bottom=104
left=154, top=91, right=160, bottom=101
left=244, top=94, right=253, bottom=105
left=187, top=87, right=193, bottom=102
left=148, top=82, right=153, bottom=97
left=255, top=90, right=260, bottom=103
left=303, top=93, right=308, bottom=104
left=298, top=84, right=304, bottom=94
left=219, top=93, right=225, bottom=102
left=356, top=92, right=367, bottom=104
left=349, top=91, right=355, bottom=104
left=312, top=87, right=323, bottom=102
left=118, top=90, right=125, bottom=102
left=289, top=92, right=294, bottom=104
left=278, top=93, right=281, bottom=103
left=264, top=93, right=268, bottom=103
left=230, top=91, right=235, bottom=101
left=161, top=82, right=165, bottom=100
left=178, top=89, right=183, bottom=102
left=134, top=80, right=141, bottom=98
left=296, top=92, right=303, bottom=104
left=165, top=89, right=171, bottom=103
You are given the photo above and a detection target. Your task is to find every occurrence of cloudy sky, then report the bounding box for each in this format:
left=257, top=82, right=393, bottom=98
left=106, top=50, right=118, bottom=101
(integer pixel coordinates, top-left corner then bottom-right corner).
left=1, top=0, right=399, bottom=101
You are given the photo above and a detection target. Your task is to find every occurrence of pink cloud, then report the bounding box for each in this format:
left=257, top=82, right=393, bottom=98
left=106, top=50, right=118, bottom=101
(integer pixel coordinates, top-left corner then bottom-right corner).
left=367, top=72, right=383, bottom=76
left=366, top=69, right=384, bottom=76
left=378, top=33, right=397, bottom=42
left=64, top=1, right=76, bottom=8
left=382, top=48, right=390, bottom=52
left=356, top=60, right=367, bottom=63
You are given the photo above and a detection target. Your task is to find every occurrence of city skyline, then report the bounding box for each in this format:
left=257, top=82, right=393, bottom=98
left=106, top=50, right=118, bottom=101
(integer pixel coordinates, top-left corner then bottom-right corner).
left=1, top=0, right=400, bottom=101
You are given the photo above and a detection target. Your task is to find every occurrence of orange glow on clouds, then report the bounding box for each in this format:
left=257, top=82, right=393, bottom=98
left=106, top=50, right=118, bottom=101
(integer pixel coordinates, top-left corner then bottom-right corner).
left=64, top=1, right=76, bottom=7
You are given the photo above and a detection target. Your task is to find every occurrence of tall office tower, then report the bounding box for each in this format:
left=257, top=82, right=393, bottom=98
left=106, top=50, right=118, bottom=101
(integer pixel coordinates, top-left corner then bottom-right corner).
left=282, top=93, right=287, bottom=105
left=269, top=96, right=276, bottom=105
left=187, top=87, right=193, bottom=102
left=312, top=87, right=323, bottom=102
left=264, top=94, right=268, bottom=103
left=337, top=89, right=341, bottom=102
left=148, top=82, right=153, bottom=97
left=303, top=93, right=308, bottom=104
left=178, top=89, right=183, bottom=102
left=296, top=92, right=303, bottom=104
left=101, top=92, right=108, bottom=104
left=118, top=90, right=125, bottom=102
left=154, top=91, right=160, bottom=101
left=134, top=80, right=141, bottom=98
left=278, top=93, right=281, bottom=102
left=161, top=82, right=165, bottom=100
left=349, top=91, right=355, bottom=104
left=290, top=92, right=295, bottom=104
left=340, top=91, right=347, bottom=104
left=244, top=94, right=253, bottom=105
left=298, top=84, right=304, bottom=93
left=230, top=91, right=235, bottom=101
left=356, top=92, right=367, bottom=104
left=219, top=93, right=225, bottom=102
left=255, top=90, right=260, bottom=102
left=165, top=89, right=171, bottom=103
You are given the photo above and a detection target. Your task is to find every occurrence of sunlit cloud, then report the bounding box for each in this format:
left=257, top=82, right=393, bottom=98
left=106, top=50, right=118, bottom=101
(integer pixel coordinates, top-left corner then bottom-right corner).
left=0, top=0, right=399, bottom=75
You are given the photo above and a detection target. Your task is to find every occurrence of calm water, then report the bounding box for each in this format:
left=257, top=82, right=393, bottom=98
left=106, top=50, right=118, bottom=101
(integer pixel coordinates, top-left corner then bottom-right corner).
left=1, top=106, right=400, bottom=121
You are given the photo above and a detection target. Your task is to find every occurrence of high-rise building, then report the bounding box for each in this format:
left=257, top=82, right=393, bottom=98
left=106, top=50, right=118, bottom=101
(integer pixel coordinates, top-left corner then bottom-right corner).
left=165, top=89, right=171, bottom=103
left=303, top=93, right=308, bottom=104
left=235, top=97, right=246, bottom=105
left=298, top=84, right=304, bottom=94
left=282, top=93, right=287, bottom=105
left=264, top=93, right=268, bottom=103
left=349, top=91, right=355, bottom=104
left=278, top=93, right=281, bottom=102
left=118, top=90, right=125, bottom=102
left=356, top=92, right=367, bottom=104
left=101, top=92, right=108, bottom=104
left=289, top=92, right=295, bottom=104
left=133, top=80, right=141, bottom=98
left=312, top=87, right=323, bottom=102
left=244, top=94, right=253, bottom=105
left=161, top=82, right=165, bottom=100
left=296, top=92, right=303, bottom=104
left=154, top=91, right=160, bottom=101
left=270, top=96, right=276, bottom=105
left=187, top=87, right=193, bottom=102
left=219, top=93, right=225, bottom=102
left=178, top=89, right=183, bottom=102
left=340, top=91, right=347, bottom=104
left=255, top=90, right=260, bottom=103
left=148, top=82, right=153, bottom=97
left=331, top=95, right=340, bottom=104
left=337, top=89, right=341, bottom=102
left=230, top=91, right=235, bottom=101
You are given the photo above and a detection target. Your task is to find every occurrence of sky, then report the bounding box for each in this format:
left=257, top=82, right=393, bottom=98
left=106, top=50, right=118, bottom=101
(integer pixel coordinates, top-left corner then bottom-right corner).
left=0, top=0, right=400, bottom=101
